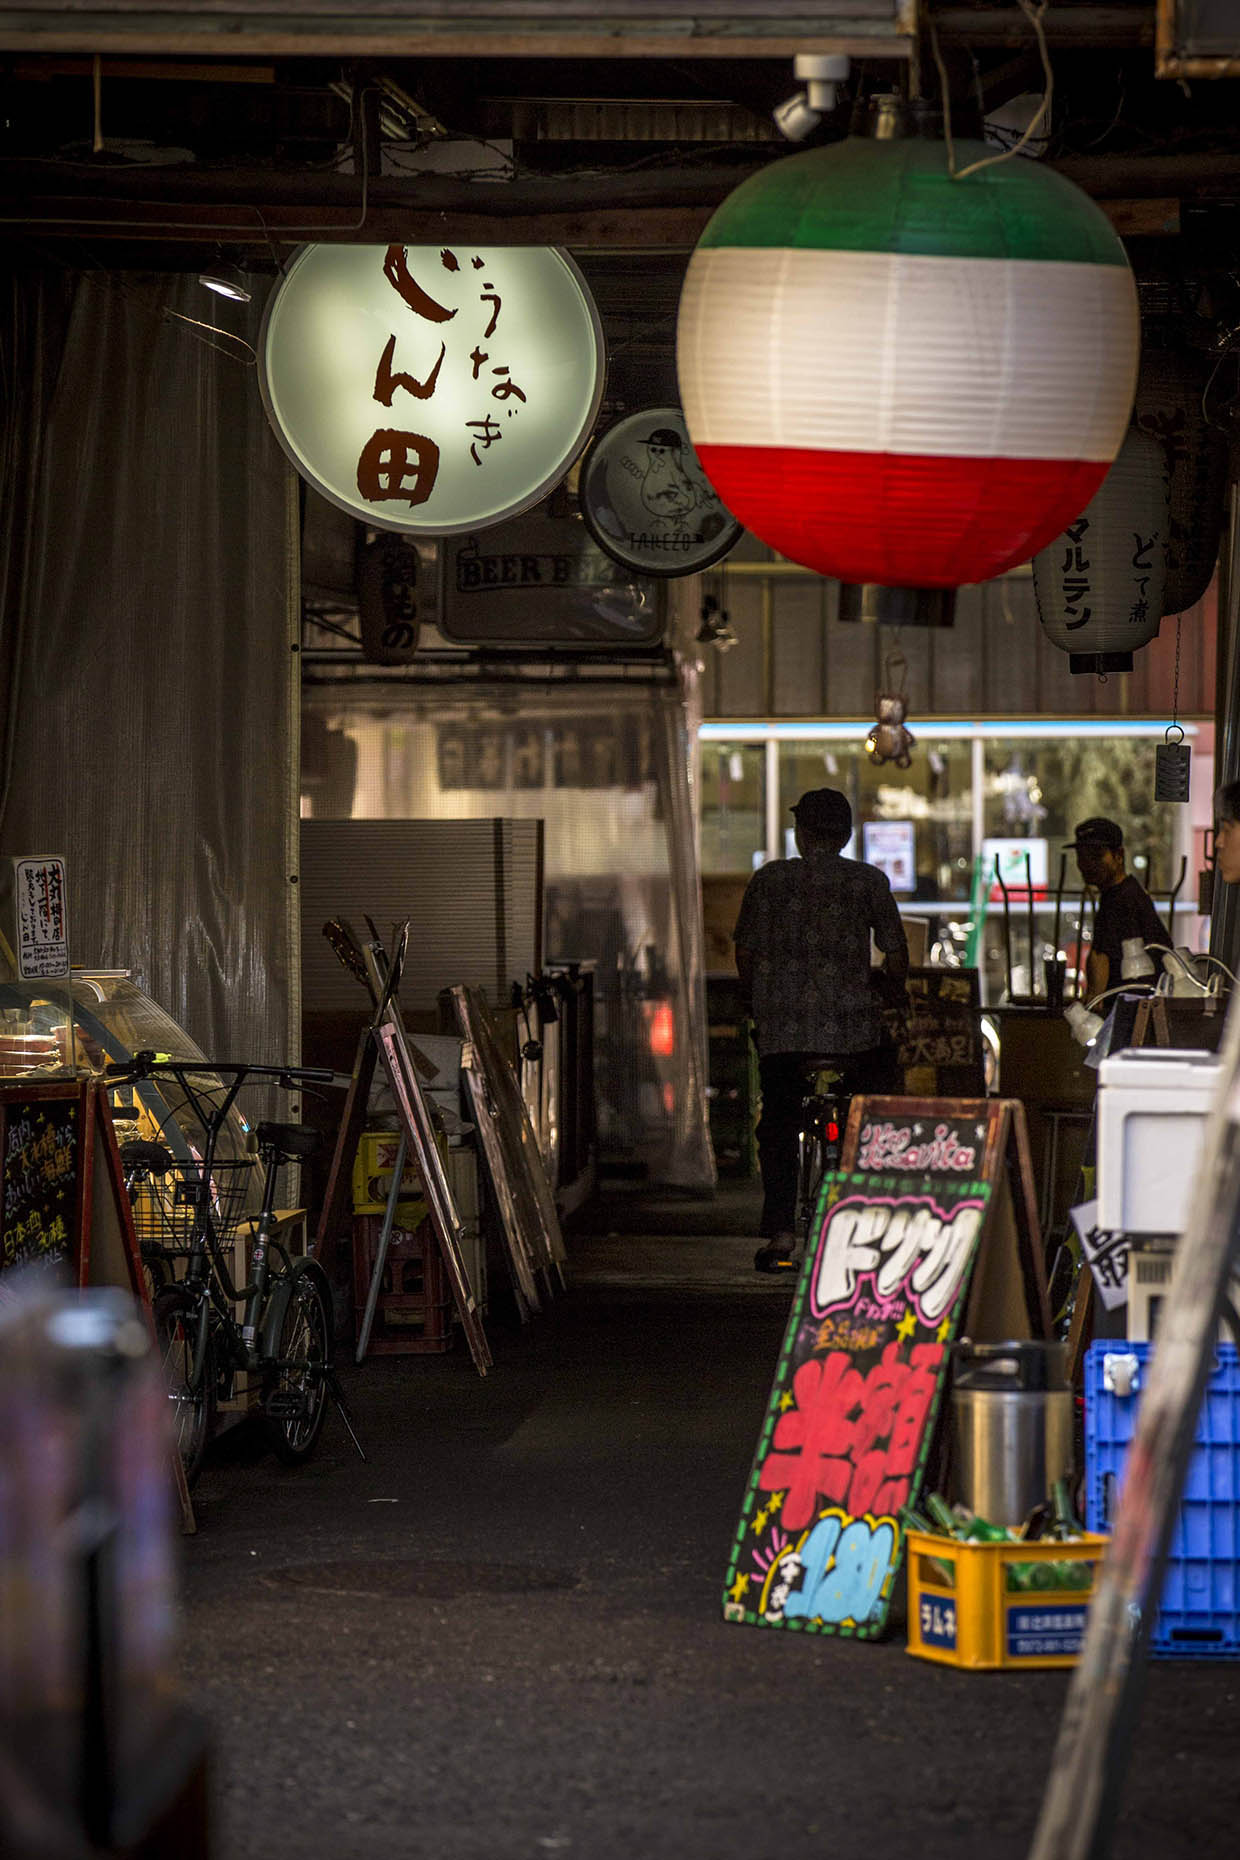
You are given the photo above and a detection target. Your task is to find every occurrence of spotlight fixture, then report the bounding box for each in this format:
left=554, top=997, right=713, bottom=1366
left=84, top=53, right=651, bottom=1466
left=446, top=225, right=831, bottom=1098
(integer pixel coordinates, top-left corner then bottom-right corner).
left=1064, top=1001, right=1104, bottom=1048
left=772, top=53, right=851, bottom=143
left=197, top=261, right=251, bottom=303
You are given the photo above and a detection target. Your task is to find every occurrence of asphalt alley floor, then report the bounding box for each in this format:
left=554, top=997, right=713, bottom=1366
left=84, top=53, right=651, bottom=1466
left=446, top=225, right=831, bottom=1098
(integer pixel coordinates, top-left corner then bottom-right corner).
left=176, top=1177, right=1240, bottom=1860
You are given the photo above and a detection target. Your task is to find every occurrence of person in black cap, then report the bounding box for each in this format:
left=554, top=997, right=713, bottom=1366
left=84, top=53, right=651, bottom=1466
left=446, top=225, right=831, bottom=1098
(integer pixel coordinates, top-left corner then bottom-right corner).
left=733, top=787, right=909, bottom=1269
left=1067, top=815, right=1172, bottom=1001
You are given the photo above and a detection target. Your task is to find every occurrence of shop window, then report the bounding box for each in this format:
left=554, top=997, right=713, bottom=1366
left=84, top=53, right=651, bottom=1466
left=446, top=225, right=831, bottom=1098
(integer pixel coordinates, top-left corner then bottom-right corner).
left=777, top=740, right=973, bottom=903
left=700, top=742, right=765, bottom=873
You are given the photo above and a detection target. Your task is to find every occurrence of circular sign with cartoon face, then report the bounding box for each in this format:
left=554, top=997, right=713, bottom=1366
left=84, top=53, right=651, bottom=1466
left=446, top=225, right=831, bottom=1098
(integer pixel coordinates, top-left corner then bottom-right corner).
left=578, top=406, right=742, bottom=576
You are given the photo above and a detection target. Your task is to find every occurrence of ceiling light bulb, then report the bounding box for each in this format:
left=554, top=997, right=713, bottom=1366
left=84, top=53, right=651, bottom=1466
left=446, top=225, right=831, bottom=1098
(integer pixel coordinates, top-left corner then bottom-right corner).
left=198, top=264, right=252, bottom=304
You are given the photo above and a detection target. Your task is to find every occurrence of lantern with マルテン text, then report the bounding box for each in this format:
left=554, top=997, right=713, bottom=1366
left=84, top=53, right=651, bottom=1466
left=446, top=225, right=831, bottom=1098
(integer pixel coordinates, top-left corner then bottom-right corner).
left=676, top=132, right=1140, bottom=588
left=1031, top=424, right=1170, bottom=674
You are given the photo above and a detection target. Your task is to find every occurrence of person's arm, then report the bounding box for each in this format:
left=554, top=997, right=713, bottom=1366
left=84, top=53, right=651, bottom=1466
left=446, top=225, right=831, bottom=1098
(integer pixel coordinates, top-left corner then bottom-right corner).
left=732, top=870, right=763, bottom=1025
left=871, top=874, right=910, bottom=1007
left=735, top=942, right=755, bottom=1019
left=1085, top=947, right=1110, bottom=1003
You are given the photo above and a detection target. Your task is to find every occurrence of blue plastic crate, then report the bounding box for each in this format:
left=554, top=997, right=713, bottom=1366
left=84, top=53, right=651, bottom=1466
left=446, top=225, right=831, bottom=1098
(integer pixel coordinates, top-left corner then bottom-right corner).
left=1086, top=1342, right=1240, bottom=1659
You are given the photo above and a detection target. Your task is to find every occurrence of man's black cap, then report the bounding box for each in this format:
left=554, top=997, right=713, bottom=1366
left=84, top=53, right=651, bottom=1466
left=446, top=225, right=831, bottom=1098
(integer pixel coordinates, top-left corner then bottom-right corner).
left=1065, top=816, right=1124, bottom=852
left=792, top=788, right=852, bottom=839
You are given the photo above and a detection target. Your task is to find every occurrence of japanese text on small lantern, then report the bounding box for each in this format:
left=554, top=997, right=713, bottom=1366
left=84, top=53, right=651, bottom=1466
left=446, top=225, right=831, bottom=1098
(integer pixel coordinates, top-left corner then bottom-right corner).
left=1060, top=517, right=1092, bottom=632
left=1129, top=529, right=1159, bottom=628
left=12, top=856, right=69, bottom=979
left=356, top=246, right=529, bottom=510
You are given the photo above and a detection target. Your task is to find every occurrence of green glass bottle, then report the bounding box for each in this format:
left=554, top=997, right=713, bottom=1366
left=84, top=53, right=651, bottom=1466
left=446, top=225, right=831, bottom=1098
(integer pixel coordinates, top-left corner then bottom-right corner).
left=923, top=1491, right=965, bottom=1539
left=1050, top=1477, right=1084, bottom=1540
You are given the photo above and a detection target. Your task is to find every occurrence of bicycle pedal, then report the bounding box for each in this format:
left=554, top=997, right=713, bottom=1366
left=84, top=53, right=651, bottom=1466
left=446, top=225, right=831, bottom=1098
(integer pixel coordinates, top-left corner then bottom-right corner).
left=754, top=1243, right=799, bottom=1274
left=264, top=1391, right=307, bottom=1420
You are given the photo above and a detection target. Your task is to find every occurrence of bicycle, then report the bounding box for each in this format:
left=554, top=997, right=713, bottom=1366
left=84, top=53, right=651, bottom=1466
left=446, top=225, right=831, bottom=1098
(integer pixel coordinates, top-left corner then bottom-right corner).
left=106, top=1049, right=347, bottom=1486
left=753, top=1060, right=848, bottom=1274
left=117, top=1136, right=178, bottom=1306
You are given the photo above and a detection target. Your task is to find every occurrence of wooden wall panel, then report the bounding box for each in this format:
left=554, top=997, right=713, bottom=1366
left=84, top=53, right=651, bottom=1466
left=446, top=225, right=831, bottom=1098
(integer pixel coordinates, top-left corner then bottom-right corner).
left=770, top=579, right=826, bottom=715
left=702, top=561, right=1220, bottom=722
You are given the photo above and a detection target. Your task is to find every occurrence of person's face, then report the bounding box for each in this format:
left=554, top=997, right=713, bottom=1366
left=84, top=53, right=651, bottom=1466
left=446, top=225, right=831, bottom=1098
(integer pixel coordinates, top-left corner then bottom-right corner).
left=1074, top=841, right=1117, bottom=889
left=1215, top=815, right=1240, bottom=885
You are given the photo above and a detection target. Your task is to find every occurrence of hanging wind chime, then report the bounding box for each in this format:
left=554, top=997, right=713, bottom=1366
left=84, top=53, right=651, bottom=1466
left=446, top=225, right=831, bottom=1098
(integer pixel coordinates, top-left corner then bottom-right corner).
left=675, top=112, right=1140, bottom=588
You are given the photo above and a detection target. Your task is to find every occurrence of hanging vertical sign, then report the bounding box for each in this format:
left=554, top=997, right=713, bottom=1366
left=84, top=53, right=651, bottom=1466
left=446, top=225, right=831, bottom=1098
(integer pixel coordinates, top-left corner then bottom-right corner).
left=258, top=244, right=605, bottom=536
left=723, top=1170, right=990, bottom=1639
left=10, top=856, right=70, bottom=980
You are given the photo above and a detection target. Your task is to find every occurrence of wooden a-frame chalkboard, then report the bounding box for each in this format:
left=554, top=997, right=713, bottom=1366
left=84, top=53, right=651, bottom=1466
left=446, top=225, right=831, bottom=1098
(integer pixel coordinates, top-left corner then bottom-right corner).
left=722, top=1094, right=1050, bottom=1639
left=0, top=1076, right=196, bottom=1532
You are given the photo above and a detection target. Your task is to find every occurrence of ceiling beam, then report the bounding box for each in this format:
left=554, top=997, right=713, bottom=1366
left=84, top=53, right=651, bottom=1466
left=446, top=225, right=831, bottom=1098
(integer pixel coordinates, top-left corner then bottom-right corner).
left=0, top=11, right=912, bottom=61
left=0, top=179, right=1182, bottom=249
left=928, top=5, right=1154, bottom=48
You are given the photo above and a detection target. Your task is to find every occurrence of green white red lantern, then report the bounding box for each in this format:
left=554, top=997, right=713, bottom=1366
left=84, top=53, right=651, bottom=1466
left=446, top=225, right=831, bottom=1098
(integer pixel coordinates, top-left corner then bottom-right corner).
left=676, top=135, right=1140, bottom=588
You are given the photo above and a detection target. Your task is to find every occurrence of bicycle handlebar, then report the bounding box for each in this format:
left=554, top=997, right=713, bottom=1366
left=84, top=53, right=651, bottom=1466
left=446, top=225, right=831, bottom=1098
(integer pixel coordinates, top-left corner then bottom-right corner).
left=105, top=1050, right=334, bottom=1088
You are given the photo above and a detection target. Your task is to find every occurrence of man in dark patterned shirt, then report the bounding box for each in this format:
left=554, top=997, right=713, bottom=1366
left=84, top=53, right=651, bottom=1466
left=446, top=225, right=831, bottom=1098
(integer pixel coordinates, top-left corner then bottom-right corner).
left=734, top=787, right=909, bottom=1268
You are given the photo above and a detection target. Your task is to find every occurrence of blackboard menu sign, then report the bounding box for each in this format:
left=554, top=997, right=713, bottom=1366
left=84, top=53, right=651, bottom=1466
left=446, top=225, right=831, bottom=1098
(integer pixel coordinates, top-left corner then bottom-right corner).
left=723, top=1171, right=990, bottom=1639
left=852, top=1106, right=989, bottom=1178
left=890, top=967, right=985, bottom=1098
left=0, top=1080, right=85, bottom=1273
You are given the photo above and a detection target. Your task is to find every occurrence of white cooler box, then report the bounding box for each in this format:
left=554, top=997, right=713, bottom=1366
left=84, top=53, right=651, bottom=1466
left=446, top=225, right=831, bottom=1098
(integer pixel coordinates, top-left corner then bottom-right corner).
left=1096, top=1048, right=1223, bottom=1236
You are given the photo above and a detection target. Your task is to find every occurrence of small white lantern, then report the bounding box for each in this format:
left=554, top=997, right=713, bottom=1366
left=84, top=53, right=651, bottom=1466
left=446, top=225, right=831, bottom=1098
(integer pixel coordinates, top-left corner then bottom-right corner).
left=1032, top=425, right=1170, bottom=674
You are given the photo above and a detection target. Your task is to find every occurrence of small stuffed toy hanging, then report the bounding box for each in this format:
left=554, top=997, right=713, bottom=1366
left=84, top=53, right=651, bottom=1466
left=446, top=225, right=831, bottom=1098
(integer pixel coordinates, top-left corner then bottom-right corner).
left=866, top=651, right=916, bottom=768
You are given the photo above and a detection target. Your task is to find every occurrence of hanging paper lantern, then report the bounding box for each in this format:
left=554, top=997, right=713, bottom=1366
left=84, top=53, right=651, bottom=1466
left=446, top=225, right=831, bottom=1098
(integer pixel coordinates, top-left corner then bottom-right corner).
left=1031, top=424, right=1170, bottom=674
left=676, top=134, right=1140, bottom=588
left=1133, top=335, right=1229, bottom=616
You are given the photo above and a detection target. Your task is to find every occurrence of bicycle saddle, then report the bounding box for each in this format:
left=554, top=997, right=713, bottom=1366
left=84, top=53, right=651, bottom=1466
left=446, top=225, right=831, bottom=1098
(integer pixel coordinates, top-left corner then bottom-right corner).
left=256, top=1121, right=322, bottom=1160
left=120, top=1139, right=175, bottom=1175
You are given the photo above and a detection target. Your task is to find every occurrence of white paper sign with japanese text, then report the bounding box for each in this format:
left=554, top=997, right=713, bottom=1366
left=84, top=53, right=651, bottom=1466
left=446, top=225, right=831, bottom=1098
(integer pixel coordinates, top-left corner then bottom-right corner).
left=11, top=855, right=70, bottom=979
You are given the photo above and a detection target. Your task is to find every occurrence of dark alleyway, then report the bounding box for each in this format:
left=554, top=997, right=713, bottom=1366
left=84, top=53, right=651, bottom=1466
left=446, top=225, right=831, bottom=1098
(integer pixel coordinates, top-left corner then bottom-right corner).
left=178, top=1179, right=1238, bottom=1860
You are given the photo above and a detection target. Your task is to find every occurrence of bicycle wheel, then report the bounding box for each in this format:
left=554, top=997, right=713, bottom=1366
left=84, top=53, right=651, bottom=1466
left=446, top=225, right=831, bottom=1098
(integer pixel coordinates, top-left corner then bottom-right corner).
left=138, top=1243, right=170, bottom=1309
left=152, top=1285, right=215, bottom=1487
left=262, top=1266, right=331, bottom=1464
left=795, top=1126, right=829, bottom=1254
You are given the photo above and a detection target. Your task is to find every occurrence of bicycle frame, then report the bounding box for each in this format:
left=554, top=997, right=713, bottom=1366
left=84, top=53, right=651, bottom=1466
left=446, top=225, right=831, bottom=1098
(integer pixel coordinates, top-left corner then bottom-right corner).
left=109, top=1052, right=330, bottom=1376
left=795, top=1068, right=848, bottom=1251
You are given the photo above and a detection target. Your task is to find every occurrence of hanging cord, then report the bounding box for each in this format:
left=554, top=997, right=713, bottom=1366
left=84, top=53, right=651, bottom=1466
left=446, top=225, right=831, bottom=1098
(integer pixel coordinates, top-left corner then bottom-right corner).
left=1171, top=611, right=1183, bottom=735
left=929, top=0, right=1054, bottom=181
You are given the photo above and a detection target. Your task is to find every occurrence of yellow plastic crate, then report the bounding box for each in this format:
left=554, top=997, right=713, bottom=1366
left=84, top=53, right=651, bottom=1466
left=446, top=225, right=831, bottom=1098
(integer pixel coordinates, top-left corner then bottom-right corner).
left=905, top=1529, right=1108, bottom=1670
left=351, top=1129, right=429, bottom=1224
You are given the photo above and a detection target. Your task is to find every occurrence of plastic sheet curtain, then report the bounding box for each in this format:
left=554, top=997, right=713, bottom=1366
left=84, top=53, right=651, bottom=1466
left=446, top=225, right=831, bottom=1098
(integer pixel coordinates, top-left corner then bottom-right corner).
left=303, top=677, right=716, bottom=1192
left=0, top=264, right=299, bottom=1068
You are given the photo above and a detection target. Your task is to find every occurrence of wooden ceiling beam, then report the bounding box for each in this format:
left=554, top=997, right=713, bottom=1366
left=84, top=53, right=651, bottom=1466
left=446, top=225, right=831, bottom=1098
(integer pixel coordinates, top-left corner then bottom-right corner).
left=0, top=189, right=1181, bottom=248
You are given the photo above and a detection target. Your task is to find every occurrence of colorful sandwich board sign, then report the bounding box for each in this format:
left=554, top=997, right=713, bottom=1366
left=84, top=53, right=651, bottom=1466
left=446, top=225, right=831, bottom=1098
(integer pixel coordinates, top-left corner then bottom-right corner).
left=723, top=1095, right=1049, bottom=1639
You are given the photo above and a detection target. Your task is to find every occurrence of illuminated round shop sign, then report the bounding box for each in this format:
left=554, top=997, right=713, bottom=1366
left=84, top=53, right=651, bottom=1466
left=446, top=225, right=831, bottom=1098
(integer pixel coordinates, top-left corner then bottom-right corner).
left=578, top=406, right=742, bottom=576
left=258, top=243, right=606, bottom=535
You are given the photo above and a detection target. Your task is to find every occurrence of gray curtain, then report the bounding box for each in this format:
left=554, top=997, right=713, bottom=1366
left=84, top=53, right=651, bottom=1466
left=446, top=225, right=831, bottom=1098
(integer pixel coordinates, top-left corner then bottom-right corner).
left=0, top=263, right=298, bottom=1065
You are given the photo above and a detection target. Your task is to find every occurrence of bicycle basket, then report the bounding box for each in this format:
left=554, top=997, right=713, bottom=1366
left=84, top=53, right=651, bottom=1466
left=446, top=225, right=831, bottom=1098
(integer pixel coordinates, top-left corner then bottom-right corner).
left=126, top=1157, right=256, bottom=1255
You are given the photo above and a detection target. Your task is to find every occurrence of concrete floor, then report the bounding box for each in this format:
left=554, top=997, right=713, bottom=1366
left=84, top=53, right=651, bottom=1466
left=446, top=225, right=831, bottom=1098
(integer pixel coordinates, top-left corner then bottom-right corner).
left=177, top=1179, right=1240, bottom=1860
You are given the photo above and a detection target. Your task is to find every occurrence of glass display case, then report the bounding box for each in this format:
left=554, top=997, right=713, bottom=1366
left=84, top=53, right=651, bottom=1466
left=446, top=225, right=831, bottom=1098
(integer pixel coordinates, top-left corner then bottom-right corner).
left=0, top=970, right=257, bottom=1183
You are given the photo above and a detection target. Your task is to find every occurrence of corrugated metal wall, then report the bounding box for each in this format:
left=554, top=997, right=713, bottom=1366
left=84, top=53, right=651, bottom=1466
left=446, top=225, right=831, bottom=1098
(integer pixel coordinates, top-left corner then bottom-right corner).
left=699, top=541, right=1217, bottom=722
